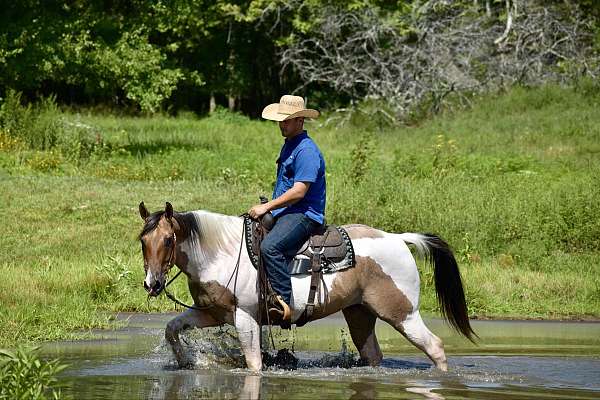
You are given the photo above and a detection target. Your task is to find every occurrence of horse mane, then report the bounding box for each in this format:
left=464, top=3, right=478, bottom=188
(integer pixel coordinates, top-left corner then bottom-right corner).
left=138, top=211, right=166, bottom=240
left=186, top=210, right=242, bottom=255
left=139, top=209, right=242, bottom=263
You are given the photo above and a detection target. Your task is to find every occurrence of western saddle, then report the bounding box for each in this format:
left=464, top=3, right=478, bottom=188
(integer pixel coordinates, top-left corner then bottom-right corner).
left=244, top=210, right=355, bottom=328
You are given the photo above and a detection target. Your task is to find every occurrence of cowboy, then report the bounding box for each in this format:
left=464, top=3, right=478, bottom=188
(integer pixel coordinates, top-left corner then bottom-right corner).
left=248, top=95, right=326, bottom=321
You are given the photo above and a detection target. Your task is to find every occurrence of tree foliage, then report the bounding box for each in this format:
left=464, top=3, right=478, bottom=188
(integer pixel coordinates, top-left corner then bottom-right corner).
left=282, top=0, right=600, bottom=122
left=0, top=0, right=598, bottom=116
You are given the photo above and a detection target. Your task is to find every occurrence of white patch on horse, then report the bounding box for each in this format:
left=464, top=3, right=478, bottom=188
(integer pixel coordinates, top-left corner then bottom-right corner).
left=290, top=273, right=338, bottom=320
left=179, top=211, right=257, bottom=308
left=144, top=270, right=154, bottom=288
left=189, top=211, right=242, bottom=262
left=351, top=234, right=421, bottom=308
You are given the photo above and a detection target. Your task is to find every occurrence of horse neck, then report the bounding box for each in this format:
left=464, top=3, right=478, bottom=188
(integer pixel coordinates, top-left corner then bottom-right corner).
left=175, top=211, right=244, bottom=271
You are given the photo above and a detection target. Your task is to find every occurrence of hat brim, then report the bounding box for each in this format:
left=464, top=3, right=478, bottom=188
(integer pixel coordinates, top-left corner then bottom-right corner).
left=261, top=103, right=320, bottom=122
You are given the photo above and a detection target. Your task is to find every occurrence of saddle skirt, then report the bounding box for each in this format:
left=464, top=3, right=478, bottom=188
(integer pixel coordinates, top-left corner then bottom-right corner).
left=244, top=217, right=355, bottom=275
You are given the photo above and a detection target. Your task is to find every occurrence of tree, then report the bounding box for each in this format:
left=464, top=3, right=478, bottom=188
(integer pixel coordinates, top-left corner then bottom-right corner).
left=280, top=0, right=600, bottom=122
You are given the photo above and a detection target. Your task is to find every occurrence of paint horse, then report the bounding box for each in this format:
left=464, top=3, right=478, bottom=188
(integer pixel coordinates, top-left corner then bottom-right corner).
left=138, top=202, right=476, bottom=372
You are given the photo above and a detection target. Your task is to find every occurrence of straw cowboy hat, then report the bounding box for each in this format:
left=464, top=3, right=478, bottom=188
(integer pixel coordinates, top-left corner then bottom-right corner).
left=262, top=95, right=320, bottom=121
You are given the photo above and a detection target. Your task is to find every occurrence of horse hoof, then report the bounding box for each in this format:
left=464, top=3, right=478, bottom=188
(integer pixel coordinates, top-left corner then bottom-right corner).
left=177, top=357, right=195, bottom=369
left=179, top=362, right=195, bottom=369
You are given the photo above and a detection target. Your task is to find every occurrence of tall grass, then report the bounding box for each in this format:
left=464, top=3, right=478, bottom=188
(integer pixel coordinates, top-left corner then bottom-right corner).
left=0, top=347, right=66, bottom=399
left=0, top=84, right=598, bottom=346
left=0, top=90, right=107, bottom=168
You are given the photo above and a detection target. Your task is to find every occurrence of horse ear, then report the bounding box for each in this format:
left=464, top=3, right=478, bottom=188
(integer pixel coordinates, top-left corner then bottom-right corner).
left=139, top=202, right=149, bottom=220
left=165, top=202, right=173, bottom=220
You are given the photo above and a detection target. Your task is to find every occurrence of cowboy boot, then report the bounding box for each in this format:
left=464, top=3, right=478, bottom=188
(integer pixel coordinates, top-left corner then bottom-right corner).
left=268, top=294, right=291, bottom=322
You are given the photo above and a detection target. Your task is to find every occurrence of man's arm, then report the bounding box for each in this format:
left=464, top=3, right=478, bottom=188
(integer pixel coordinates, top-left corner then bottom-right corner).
left=248, top=181, right=311, bottom=219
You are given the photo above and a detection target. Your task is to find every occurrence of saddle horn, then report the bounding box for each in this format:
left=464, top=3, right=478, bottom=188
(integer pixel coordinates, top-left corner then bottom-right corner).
left=259, top=196, right=275, bottom=230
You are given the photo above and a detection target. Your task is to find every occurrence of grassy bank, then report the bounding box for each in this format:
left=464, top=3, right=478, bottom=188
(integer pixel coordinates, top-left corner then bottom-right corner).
left=0, top=85, right=599, bottom=346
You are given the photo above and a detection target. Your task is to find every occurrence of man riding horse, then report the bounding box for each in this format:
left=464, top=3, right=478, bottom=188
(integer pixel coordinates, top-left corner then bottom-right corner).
left=138, top=96, right=475, bottom=372
left=248, top=95, right=325, bottom=322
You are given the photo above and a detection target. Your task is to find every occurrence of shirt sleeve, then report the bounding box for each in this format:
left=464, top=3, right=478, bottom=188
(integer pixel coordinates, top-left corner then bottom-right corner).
left=293, top=146, right=320, bottom=183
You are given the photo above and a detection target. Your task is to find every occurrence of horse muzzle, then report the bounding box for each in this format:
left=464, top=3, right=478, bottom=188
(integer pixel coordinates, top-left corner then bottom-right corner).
left=143, top=271, right=165, bottom=296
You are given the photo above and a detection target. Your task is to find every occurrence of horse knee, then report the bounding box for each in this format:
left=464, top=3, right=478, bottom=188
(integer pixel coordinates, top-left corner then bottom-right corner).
left=342, top=305, right=383, bottom=366
left=235, top=309, right=262, bottom=372
left=356, top=329, right=383, bottom=366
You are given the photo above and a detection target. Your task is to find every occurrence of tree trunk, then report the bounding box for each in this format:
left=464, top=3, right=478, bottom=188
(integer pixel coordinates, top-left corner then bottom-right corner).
left=209, top=93, right=216, bottom=114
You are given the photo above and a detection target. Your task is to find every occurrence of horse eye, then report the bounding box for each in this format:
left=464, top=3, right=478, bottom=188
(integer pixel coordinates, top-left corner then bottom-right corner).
left=164, top=237, right=173, bottom=247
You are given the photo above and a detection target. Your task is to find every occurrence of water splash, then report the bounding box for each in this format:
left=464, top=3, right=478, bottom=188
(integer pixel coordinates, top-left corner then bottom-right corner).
left=153, top=326, right=245, bottom=369
left=262, top=329, right=365, bottom=370
left=151, top=324, right=367, bottom=371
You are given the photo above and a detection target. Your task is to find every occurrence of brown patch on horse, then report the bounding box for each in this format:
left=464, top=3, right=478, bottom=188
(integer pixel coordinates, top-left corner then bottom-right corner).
left=140, top=216, right=177, bottom=273
left=187, top=279, right=237, bottom=324
left=343, top=224, right=386, bottom=240
left=310, top=256, right=413, bottom=324
left=141, top=212, right=194, bottom=270
left=342, top=304, right=383, bottom=366
left=359, top=256, right=414, bottom=324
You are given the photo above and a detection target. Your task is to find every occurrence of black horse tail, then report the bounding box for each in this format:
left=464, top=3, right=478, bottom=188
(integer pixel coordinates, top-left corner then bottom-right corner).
left=401, top=233, right=477, bottom=343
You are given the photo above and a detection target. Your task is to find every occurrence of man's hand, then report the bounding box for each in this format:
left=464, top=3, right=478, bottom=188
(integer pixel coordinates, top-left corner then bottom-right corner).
left=248, top=182, right=311, bottom=219
left=248, top=203, right=270, bottom=219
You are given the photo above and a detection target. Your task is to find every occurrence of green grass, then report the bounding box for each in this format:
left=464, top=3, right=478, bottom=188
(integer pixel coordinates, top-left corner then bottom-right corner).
left=0, top=84, right=599, bottom=347
left=0, top=346, right=66, bottom=399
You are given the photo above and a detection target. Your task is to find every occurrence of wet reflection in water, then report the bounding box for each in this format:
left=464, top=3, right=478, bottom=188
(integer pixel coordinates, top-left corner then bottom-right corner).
left=44, top=313, right=600, bottom=399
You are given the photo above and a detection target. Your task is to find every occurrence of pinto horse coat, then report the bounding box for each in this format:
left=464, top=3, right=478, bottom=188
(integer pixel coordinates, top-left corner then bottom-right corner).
left=138, top=202, right=476, bottom=372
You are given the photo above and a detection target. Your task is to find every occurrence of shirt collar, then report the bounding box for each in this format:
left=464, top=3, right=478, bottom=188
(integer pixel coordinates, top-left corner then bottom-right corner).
left=284, top=130, right=307, bottom=147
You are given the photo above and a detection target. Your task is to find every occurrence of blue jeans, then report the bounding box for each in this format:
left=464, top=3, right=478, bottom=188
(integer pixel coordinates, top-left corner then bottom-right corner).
left=260, top=213, right=320, bottom=305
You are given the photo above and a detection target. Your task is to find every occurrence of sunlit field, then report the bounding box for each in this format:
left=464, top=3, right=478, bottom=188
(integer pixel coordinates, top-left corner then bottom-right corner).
left=1, top=84, right=599, bottom=346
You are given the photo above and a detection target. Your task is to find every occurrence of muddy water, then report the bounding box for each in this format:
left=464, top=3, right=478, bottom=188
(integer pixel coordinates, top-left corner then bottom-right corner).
left=43, top=313, right=600, bottom=399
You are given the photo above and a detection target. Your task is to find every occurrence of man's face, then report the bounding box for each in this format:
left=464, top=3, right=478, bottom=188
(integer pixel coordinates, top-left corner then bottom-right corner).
left=279, top=117, right=304, bottom=138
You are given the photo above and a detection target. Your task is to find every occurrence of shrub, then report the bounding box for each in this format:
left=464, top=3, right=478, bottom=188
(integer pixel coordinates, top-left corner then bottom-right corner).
left=0, top=347, right=67, bottom=399
left=26, top=151, right=64, bottom=172
left=0, top=91, right=62, bottom=150
left=0, top=90, right=33, bottom=144
left=0, top=130, right=23, bottom=151
left=0, top=91, right=103, bottom=162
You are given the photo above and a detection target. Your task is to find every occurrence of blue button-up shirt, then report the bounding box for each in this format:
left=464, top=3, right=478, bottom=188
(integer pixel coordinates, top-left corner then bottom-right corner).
left=271, top=131, right=326, bottom=224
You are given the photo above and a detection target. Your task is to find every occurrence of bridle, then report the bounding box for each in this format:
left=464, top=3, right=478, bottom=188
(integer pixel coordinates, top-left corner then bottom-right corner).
left=165, top=231, right=177, bottom=271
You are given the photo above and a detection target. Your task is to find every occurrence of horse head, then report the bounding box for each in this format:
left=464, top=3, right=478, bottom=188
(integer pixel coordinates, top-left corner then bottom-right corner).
left=138, top=201, right=177, bottom=296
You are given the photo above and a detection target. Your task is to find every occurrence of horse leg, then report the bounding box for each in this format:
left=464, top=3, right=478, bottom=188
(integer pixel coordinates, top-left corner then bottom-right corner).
left=362, top=272, right=447, bottom=371
left=342, top=304, right=383, bottom=366
left=239, top=374, right=261, bottom=399
left=369, top=302, right=447, bottom=371
left=399, top=311, right=447, bottom=371
left=371, top=305, right=447, bottom=371
left=165, top=309, right=220, bottom=368
left=235, top=308, right=262, bottom=372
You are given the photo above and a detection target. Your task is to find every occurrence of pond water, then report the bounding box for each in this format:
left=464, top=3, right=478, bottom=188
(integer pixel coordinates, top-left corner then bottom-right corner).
left=43, top=313, right=600, bottom=399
